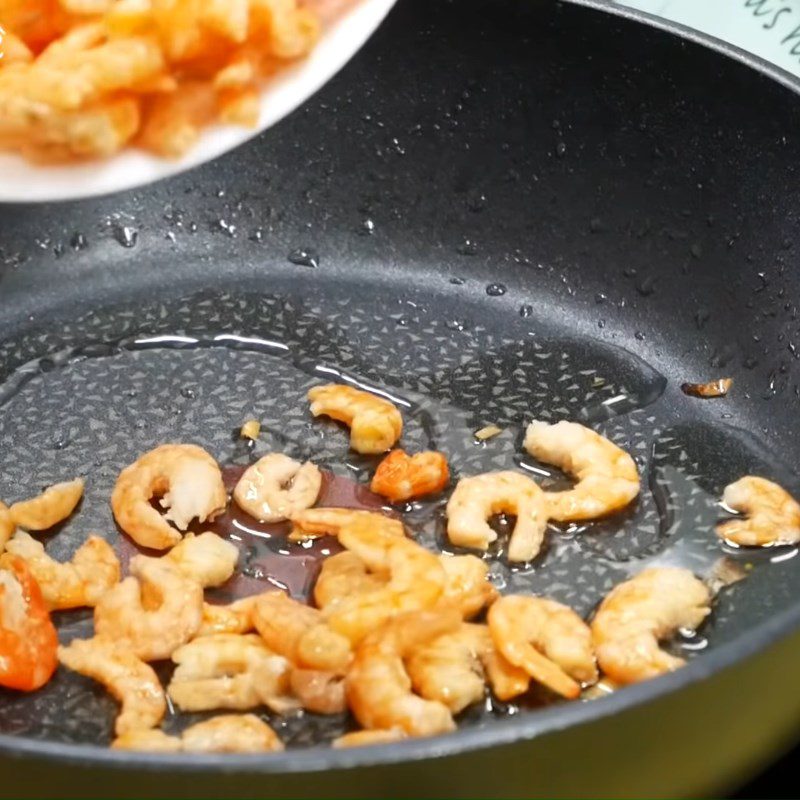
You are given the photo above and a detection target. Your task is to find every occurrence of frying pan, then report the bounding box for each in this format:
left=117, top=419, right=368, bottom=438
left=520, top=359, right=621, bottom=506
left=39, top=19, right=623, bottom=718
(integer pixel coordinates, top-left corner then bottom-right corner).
left=2, top=0, right=800, bottom=797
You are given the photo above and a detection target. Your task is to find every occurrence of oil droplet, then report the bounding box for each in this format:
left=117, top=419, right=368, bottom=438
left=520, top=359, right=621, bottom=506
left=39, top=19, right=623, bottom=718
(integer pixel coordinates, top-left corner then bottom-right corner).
left=358, top=219, right=375, bottom=236
left=555, top=142, right=567, bottom=158
left=113, top=225, right=138, bottom=248
left=466, top=192, right=487, bottom=212
left=70, top=233, right=88, bottom=251
left=595, top=292, right=607, bottom=304
left=519, top=304, right=533, bottom=318
left=486, top=283, right=507, bottom=297
left=180, top=386, right=197, bottom=400
left=446, top=319, right=467, bottom=332
left=634, top=331, right=645, bottom=341
left=457, top=239, right=478, bottom=256
left=215, top=219, right=237, bottom=237
left=288, top=248, right=319, bottom=269
left=450, top=277, right=465, bottom=285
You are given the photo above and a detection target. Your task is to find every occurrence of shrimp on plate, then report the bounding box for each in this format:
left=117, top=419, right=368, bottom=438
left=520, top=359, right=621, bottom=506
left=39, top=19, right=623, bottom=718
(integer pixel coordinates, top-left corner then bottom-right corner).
left=591, top=567, right=711, bottom=685
left=94, top=555, right=203, bottom=661
left=290, top=507, right=404, bottom=542
left=9, top=478, right=84, bottom=531
left=233, top=453, right=322, bottom=523
left=322, top=517, right=446, bottom=645
left=488, top=595, right=597, bottom=699
left=406, top=622, right=529, bottom=713
left=167, top=633, right=294, bottom=713
left=523, top=420, right=639, bottom=522
left=162, top=531, right=239, bottom=588
left=370, top=449, right=450, bottom=503
left=308, top=384, right=402, bottom=454
left=346, top=608, right=461, bottom=736
left=113, top=715, right=284, bottom=753
left=111, top=444, right=227, bottom=550
left=2, top=530, right=119, bottom=610
left=446, top=471, right=548, bottom=562
left=58, top=636, right=166, bottom=735
left=717, top=476, right=800, bottom=546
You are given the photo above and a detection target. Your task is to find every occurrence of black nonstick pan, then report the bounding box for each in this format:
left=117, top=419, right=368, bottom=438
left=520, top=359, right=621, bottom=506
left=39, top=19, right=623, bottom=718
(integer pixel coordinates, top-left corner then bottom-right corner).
left=2, top=1, right=800, bottom=797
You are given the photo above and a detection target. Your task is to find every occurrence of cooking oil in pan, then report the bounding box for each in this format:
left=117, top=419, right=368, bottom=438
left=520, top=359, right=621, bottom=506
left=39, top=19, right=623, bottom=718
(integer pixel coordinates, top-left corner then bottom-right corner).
left=0, top=290, right=796, bottom=744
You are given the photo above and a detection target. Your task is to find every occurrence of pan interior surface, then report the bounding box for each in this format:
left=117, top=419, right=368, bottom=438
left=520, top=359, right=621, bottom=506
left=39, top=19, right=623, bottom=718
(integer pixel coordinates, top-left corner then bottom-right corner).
left=1, top=0, right=800, bottom=768
left=0, top=283, right=796, bottom=748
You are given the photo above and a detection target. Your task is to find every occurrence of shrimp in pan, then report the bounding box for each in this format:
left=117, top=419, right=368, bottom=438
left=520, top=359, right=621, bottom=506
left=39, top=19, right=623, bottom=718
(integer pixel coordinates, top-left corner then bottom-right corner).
left=406, top=622, right=529, bottom=713
left=252, top=591, right=351, bottom=714
left=346, top=608, right=461, bottom=736
left=2, top=530, right=119, bottom=610
left=233, top=453, right=321, bottom=523
left=591, top=567, right=711, bottom=686
left=523, top=420, right=639, bottom=521
left=113, top=715, right=284, bottom=753
left=168, top=633, right=294, bottom=714
left=197, top=597, right=260, bottom=637
left=111, top=444, right=227, bottom=550
left=717, top=476, right=800, bottom=546
left=308, top=384, right=402, bottom=454
left=323, top=518, right=446, bottom=645
left=162, top=532, right=239, bottom=588
left=0, top=502, right=15, bottom=551
left=290, top=507, right=404, bottom=542
left=58, top=636, right=166, bottom=736
left=446, top=471, right=548, bottom=562
left=94, top=556, right=203, bottom=661
left=370, top=449, right=450, bottom=503
left=488, top=595, right=597, bottom=699
left=9, top=478, right=84, bottom=531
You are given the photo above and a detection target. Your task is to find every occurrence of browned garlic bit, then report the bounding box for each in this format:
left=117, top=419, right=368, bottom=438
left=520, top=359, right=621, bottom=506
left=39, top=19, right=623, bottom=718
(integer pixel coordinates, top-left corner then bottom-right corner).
left=680, top=378, right=732, bottom=398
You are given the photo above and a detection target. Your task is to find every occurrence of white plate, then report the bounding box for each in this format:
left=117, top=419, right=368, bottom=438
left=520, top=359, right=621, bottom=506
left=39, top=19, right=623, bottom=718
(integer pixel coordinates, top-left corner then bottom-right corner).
left=0, top=0, right=396, bottom=204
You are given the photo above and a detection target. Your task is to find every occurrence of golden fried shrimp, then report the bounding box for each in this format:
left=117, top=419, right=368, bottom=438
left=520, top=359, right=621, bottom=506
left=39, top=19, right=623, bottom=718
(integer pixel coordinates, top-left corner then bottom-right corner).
left=112, top=729, right=183, bottom=752
left=58, top=636, right=166, bottom=736
left=439, top=554, right=499, bottom=619
left=717, top=476, right=800, bottom=546
left=94, top=556, right=203, bottom=661
left=2, top=530, right=119, bottom=610
left=162, top=532, right=239, bottom=588
left=111, top=444, right=227, bottom=550
left=198, top=597, right=259, bottom=636
left=346, top=608, right=461, bottom=736
left=524, top=420, right=640, bottom=522
left=488, top=595, right=597, bottom=700
left=370, top=449, right=450, bottom=503
left=591, top=567, right=711, bottom=686
left=9, top=478, right=84, bottom=531
left=406, top=623, right=491, bottom=713
left=181, top=715, right=284, bottom=753
left=290, top=507, right=404, bottom=542
left=168, top=634, right=293, bottom=714
left=0, top=502, right=15, bottom=551
left=233, top=453, right=322, bottom=523
left=289, top=668, right=347, bottom=715
left=115, top=715, right=284, bottom=753
left=446, top=472, right=548, bottom=562
left=308, top=384, right=403, bottom=454
left=314, top=551, right=385, bottom=609
left=323, top=519, right=446, bottom=644
left=332, top=729, right=407, bottom=748
left=252, top=591, right=352, bottom=673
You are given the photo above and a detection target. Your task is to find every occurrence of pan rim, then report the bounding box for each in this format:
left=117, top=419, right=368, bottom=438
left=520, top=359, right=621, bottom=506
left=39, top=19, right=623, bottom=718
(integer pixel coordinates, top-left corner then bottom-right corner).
left=0, top=593, right=798, bottom=772
left=561, top=0, right=800, bottom=99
